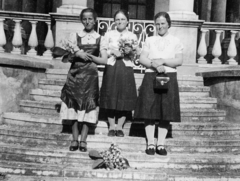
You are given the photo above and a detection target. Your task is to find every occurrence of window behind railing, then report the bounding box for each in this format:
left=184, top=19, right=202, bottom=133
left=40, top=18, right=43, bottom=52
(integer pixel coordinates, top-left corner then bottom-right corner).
left=94, top=0, right=155, bottom=20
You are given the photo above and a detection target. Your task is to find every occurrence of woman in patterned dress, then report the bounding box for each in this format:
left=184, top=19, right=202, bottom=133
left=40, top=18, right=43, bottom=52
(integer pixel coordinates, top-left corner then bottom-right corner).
left=134, top=12, right=183, bottom=156
left=100, top=10, right=138, bottom=137
left=59, top=8, right=107, bottom=152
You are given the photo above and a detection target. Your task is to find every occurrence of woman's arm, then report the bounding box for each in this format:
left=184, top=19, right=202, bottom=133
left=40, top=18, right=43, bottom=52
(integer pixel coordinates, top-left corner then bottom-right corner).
left=139, top=50, right=164, bottom=69
left=89, top=50, right=108, bottom=65
left=152, top=53, right=183, bottom=68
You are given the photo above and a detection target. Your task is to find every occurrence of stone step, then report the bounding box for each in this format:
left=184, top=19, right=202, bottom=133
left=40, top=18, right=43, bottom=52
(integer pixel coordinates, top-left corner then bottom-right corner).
left=39, top=78, right=209, bottom=92
left=5, top=174, right=240, bottom=181
left=0, top=124, right=240, bottom=154
left=3, top=112, right=233, bottom=139
left=0, top=143, right=240, bottom=172
left=0, top=160, right=167, bottom=180
left=20, top=96, right=218, bottom=116
left=45, top=69, right=204, bottom=86
left=29, top=89, right=211, bottom=104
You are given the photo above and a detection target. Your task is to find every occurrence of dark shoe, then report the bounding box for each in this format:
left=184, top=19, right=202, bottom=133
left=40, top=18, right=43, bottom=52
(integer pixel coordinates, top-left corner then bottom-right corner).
left=69, top=140, right=79, bottom=151
left=116, top=130, right=124, bottom=137
left=145, top=144, right=155, bottom=155
left=108, top=130, right=116, bottom=137
left=79, top=141, right=87, bottom=152
left=156, top=145, right=167, bottom=156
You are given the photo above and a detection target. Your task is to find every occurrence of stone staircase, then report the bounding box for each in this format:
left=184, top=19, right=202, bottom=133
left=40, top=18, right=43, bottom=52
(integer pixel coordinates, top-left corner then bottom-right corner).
left=1, top=69, right=240, bottom=181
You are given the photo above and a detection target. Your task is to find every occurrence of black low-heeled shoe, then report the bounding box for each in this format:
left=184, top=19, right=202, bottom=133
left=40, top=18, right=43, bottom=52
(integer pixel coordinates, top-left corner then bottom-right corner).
left=156, top=145, right=167, bottom=156
left=69, top=140, right=79, bottom=151
left=145, top=144, right=155, bottom=155
left=79, top=141, right=87, bottom=152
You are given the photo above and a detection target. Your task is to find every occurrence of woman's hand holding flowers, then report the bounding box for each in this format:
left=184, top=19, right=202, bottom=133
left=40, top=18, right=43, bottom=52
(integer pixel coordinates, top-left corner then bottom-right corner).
left=111, top=49, right=122, bottom=58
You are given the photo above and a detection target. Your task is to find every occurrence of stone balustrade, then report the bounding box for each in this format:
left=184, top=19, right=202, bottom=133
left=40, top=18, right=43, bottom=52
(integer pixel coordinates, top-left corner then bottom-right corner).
left=1, top=10, right=240, bottom=67
left=0, top=10, right=54, bottom=59
left=198, top=22, right=240, bottom=65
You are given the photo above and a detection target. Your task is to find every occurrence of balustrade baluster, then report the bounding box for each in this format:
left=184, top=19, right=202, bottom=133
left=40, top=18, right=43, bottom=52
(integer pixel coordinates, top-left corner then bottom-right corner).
left=0, top=18, right=6, bottom=53
left=197, top=29, right=208, bottom=64
left=27, top=21, right=38, bottom=56
left=212, top=30, right=223, bottom=64
left=43, top=22, right=54, bottom=58
left=11, top=19, right=22, bottom=54
left=227, top=30, right=238, bottom=65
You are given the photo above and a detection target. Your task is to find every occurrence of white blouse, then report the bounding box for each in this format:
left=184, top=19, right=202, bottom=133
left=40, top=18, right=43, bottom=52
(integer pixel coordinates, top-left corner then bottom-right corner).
left=143, top=33, right=183, bottom=72
left=60, top=30, right=107, bottom=53
left=102, top=29, right=138, bottom=67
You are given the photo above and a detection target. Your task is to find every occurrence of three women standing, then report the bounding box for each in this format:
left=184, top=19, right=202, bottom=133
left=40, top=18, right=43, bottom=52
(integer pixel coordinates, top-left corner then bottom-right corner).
left=59, top=8, right=107, bottom=152
left=100, top=10, right=138, bottom=137
left=134, top=12, right=183, bottom=156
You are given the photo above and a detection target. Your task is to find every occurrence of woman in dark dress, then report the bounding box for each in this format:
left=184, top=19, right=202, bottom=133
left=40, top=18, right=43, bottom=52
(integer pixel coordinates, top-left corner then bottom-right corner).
left=100, top=10, right=138, bottom=137
left=59, top=8, right=107, bottom=152
left=134, top=12, right=183, bottom=156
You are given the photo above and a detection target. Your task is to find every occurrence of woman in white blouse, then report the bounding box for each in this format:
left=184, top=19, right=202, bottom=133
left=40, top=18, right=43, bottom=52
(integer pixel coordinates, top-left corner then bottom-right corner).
left=57, top=8, right=108, bottom=152
left=134, top=12, right=183, bottom=156
left=100, top=10, right=138, bottom=137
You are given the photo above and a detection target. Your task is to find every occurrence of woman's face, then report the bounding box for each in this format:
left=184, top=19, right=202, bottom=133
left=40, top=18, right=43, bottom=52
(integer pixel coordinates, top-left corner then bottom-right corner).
left=115, top=13, right=128, bottom=31
left=81, top=12, right=96, bottom=32
left=155, top=16, right=169, bottom=36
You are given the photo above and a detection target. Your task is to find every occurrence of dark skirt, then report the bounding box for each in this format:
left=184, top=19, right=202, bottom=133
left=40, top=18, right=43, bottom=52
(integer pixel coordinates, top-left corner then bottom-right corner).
left=61, top=61, right=99, bottom=113
left=100, top=59, right=137, bottom=111
left=134, top=72, right=181, bottom=123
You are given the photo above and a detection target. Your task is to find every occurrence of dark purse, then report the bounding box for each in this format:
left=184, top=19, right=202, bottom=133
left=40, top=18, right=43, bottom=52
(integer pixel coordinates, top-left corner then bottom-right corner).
left=153, top=73, right=170, bottom=90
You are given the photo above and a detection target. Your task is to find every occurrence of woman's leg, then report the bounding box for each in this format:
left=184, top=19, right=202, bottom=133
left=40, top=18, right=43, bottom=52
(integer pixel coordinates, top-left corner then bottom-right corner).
left=69, top=120, right=79, bottom=151
left=145, top=121, right=156, bottom=155
left=72, top=120, right=79, bottom=143
left=79, top=122, right=89, bottom=152
left=156, top=122, right=170, bottom=155
left=115, top=115, right=126, bottom=137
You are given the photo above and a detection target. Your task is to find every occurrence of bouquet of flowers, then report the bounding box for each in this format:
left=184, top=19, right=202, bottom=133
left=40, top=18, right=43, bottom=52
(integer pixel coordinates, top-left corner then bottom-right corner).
left=89, top=143, right=130, bottom=170
left=118, top=37, right=138, bottom=60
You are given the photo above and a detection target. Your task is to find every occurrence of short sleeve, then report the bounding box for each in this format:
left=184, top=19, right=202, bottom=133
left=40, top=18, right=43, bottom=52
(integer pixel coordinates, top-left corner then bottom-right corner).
left=174, top=39, right=184, bottom=54
left=142, top=37, right=150, bottom=52
left=100, top=35, right=108, bottom=52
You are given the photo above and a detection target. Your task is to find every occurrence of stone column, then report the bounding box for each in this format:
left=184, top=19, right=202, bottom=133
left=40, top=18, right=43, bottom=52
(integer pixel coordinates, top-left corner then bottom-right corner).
left=168, top=0, right=198, bottom=20
left=208, top=0, right=227, bottom=64
left=57, top=0, right=88, bottom=14
left=154, top=0, right=169, bottom=14
left=211, top=0, right=227, bottom=22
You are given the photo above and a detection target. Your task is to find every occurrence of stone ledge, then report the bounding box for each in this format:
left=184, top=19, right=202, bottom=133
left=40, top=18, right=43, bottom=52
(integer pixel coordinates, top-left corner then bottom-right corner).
left=0, top=53, right=53, bottom=70
left=196, top=65, right=240, bottom=77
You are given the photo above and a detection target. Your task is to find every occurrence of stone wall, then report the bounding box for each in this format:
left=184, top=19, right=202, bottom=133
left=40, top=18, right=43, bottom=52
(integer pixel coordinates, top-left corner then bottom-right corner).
left=196, top=66, right=240, bottom=122
left=0, top=53, right=53, bottom=122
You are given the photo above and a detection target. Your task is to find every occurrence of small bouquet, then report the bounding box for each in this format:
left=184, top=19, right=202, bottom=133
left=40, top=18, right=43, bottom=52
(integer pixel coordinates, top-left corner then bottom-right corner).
left=89, top=143, right=130, bottom=170
left=118, top=37, right=138, bottom=60
left=52, top=33, right=80, bottom=59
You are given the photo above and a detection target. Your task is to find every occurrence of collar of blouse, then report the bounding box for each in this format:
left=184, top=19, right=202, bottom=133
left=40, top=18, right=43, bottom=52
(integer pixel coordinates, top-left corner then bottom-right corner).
left=78, top=29, right=100, bottom=39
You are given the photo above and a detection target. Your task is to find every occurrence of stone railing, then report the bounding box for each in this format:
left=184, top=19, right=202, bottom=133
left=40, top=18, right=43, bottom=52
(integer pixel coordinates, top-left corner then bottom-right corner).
left=197, top=22, right=240, bottom=65
left=1, top=10, right=240, bottom=67
left=0, top=10, right=54, bottom=59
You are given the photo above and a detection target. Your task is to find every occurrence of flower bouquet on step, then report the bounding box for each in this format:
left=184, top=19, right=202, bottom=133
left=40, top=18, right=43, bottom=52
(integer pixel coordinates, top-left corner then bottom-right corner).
left=118, top=37, right=138, bottom=61
left=89, top=143, right=130, bottom=170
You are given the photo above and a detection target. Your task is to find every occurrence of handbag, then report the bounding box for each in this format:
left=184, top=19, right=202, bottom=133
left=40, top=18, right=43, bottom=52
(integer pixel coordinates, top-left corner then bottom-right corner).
left=153, top=73, right=170, bottom=90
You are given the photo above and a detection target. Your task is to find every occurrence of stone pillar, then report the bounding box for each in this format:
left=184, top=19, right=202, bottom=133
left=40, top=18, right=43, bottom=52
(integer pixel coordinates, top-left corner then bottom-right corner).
left=154, top=0, right=169, bottom=14
left=207, top=0, right=227, bottom=64
left=168, top=0, right=198, bottom=20
left=211, top=0, right=227, bottom=22
left=57, top=0, right=88, bottom=14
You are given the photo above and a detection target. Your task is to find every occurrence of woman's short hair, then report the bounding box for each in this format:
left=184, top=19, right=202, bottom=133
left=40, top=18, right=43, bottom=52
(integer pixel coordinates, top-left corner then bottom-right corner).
left=113, top=9, right=129, bottom=21
left=154, top=12, right=171, bottom=28
left=79, top=8, right=98, bottom=22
